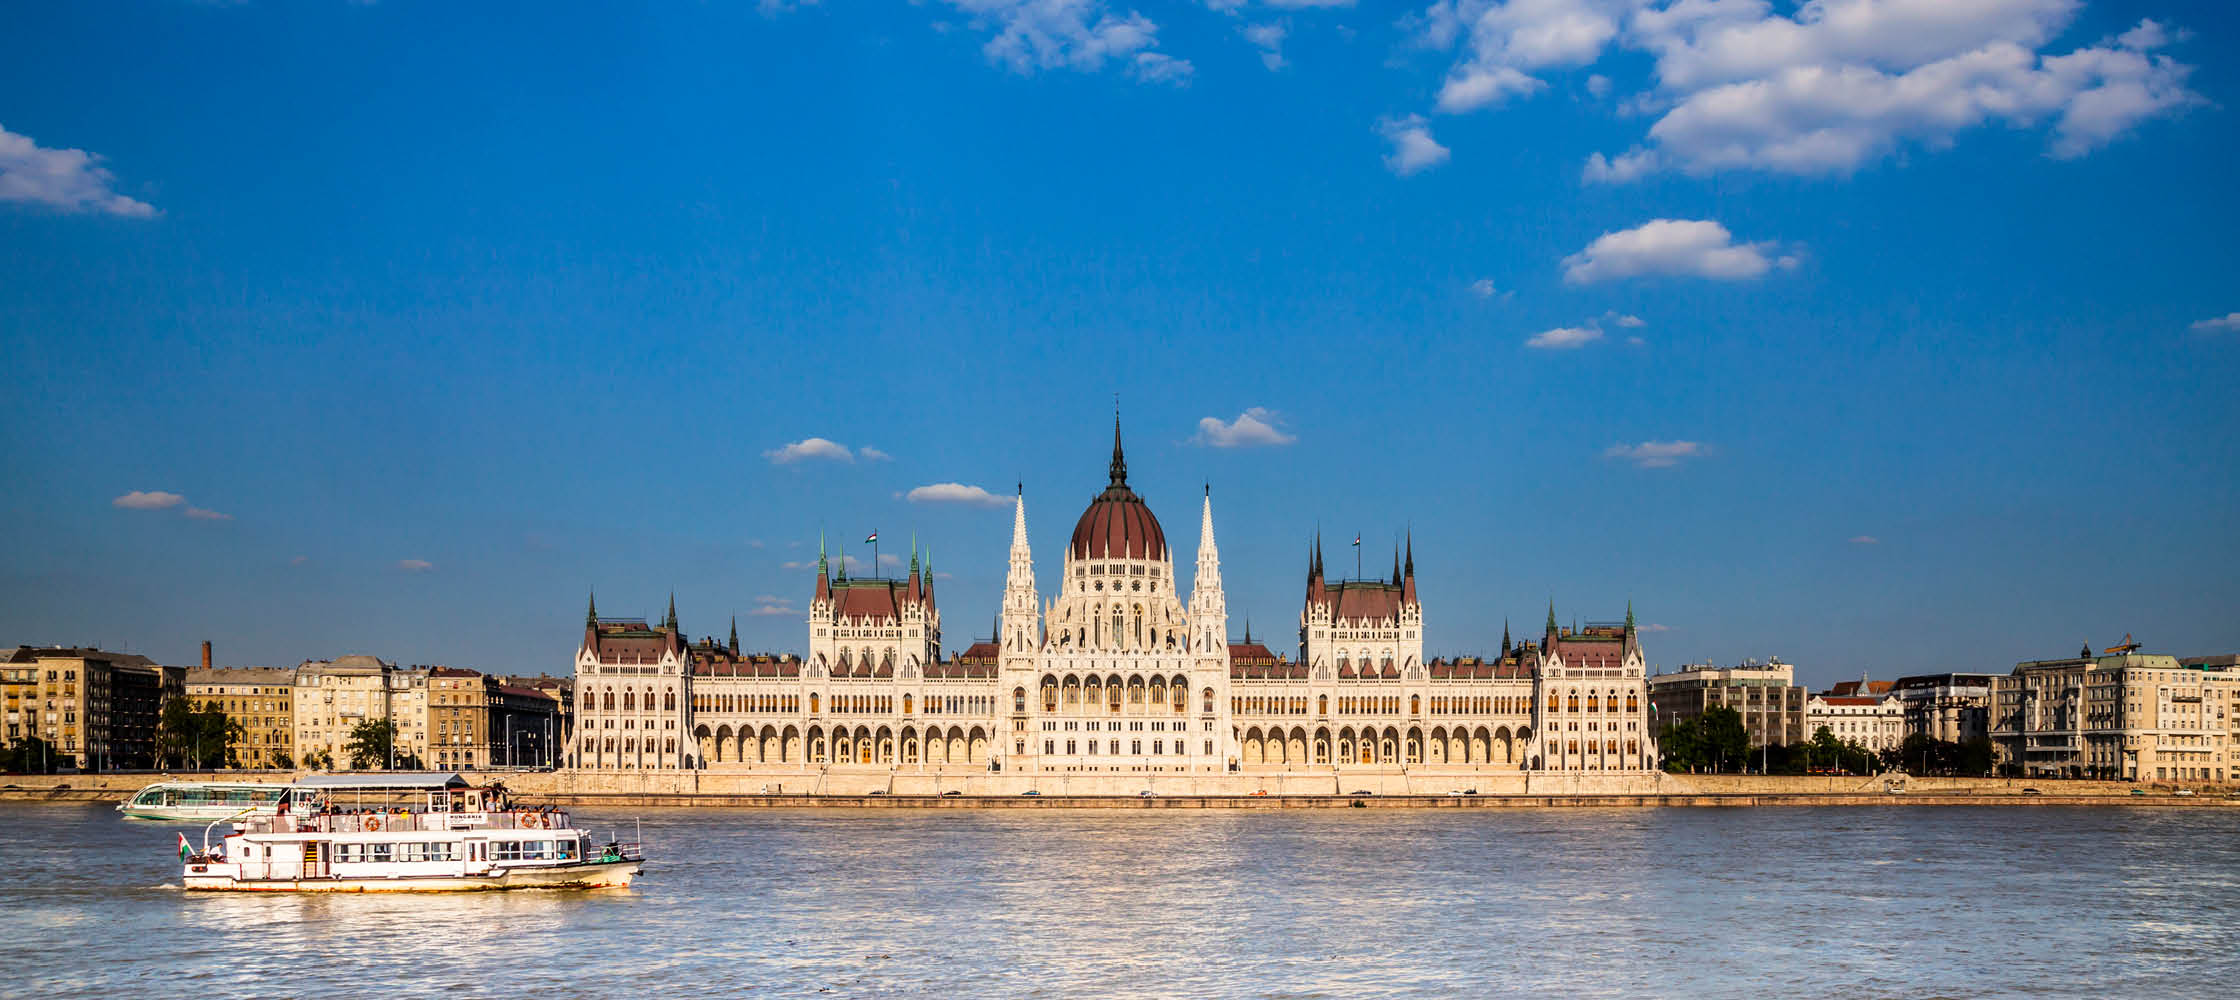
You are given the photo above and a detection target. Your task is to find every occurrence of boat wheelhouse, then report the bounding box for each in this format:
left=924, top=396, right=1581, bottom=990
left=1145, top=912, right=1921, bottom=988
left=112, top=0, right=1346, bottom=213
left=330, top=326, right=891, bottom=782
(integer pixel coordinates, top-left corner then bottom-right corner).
left=179, top=773, right=643, bottom=892
left=119, top=781, right=302, bottom=822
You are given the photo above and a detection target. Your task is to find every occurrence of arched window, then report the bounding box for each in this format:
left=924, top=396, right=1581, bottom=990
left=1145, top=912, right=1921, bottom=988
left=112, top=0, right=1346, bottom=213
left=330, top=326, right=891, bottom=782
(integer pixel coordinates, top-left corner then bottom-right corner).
left=1203, top=687, right=1215, bottom=714
left=1318, top=694, right=1329, bottom=715
left=624, top=689, right=636, bottom=711
left=903, top=694, right=914, bottom=714
left=1013, top=687, right=1027, bottom=712
left=1410, top=695, right=1421, bottom=715
left=603, top=689, right=615, bottom=711
left=1626, top=694, right=1638, bottom=713
left=664, top=690, right=676, bottom=711
left=809, top=693, right=820, bottom=714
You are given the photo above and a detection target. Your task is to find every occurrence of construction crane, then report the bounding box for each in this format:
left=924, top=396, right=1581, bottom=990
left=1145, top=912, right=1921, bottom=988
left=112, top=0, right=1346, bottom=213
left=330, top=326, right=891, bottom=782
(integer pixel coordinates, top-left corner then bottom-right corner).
left=2102, top=634, right=2141, bottom=654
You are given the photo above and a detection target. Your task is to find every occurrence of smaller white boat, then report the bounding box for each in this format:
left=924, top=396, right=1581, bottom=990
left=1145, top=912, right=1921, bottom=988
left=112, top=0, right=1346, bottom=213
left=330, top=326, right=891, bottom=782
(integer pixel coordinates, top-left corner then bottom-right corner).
left=179, top=773, right=644, bottom=893
left=119, top=781, right=301, bottom=821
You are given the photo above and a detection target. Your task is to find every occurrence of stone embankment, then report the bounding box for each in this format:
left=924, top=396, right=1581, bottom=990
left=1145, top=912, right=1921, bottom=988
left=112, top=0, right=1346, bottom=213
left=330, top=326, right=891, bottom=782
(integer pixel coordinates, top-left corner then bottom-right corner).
left=4, top=770, right=2234, bottom=809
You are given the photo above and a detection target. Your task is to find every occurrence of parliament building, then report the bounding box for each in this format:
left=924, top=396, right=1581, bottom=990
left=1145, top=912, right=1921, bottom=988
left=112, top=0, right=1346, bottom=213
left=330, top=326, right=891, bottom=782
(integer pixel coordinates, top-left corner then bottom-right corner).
left=570, top=423, right=1658, bottom=788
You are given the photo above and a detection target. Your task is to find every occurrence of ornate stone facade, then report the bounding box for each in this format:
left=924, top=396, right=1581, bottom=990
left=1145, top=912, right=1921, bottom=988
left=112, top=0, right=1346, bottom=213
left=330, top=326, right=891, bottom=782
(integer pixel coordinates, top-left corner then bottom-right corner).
left=571, top=422, right=1658, bottom=777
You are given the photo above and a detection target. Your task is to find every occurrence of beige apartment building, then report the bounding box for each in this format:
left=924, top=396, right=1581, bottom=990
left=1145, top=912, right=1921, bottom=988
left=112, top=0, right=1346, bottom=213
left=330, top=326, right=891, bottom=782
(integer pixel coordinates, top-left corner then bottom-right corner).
left=1646, top=658, right=1808, bottom=747
left=427, top=667, right=564, bottom=770
left=1993, top=651, right=2238, bottom=783
left=2, top=646, right=182, bottom=770
left=292, top=655, right=429, bottom=769
left=184, top=666, right=296, bottom=768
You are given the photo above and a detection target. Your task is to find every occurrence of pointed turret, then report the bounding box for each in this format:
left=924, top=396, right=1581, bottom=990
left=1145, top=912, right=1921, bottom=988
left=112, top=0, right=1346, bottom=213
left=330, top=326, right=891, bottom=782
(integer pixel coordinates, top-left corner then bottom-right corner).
left=1546, top=599, right=1558, bottom=635
left=1501, top=618, right=1512, bottom=654
left=586, top=591, right=598, bottom=625
left=1401, top=532, right=1417, bottom=604
left=907, top=533, right=922, bottom=601
left=729, top=615, right=739, bottom=654
left=1391, top=546, right=1402, bottom=587
left=1626, top=600, right=1636, bottom=632
left=1001, top=487, right=1038, bottom=651
left=816, top=531, right=832, bottom=601
left=1190, top=486, right=1225, bottom=618
left=921, top=547, right=935, bottom=609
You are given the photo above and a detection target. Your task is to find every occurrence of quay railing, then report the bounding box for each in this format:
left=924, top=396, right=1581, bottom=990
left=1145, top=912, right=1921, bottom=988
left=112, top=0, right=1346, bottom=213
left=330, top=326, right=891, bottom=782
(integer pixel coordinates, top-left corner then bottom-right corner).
left=241, top=810, right=574, bottom=835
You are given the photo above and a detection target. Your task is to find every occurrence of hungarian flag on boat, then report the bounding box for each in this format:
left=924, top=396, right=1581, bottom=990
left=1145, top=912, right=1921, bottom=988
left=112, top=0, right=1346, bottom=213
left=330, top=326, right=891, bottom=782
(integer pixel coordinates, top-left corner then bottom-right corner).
left=864, top=532, right=878, bottom=543
left=177, top=833, right=190, bottom=860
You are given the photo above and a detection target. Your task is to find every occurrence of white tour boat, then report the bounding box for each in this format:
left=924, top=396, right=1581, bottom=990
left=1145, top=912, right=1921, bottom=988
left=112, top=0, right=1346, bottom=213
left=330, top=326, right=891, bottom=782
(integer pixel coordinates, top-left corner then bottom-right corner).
left=119, top=781, right=302, bottom=821
left=179, top=773, right=644, bottom=893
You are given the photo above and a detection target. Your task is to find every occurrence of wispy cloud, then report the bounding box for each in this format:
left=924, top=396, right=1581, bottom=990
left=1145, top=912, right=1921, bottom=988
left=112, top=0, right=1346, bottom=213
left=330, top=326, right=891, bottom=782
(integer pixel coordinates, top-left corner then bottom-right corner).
left=948, top=0, right=1193, bottom=85
left=290, top=555, right=310, bottom=567
left=905, top=482, right=1011, bottom=507
left=858, top=446, right=892, bottom=462
left=1849, top=535, right=1881, bottom=545
left=1191, top=407, right=1297, bottom=447
left=1470, top=278, right=1513, bottom=302
left=1610, top=313, right=1646, bottom=328
left=1378, top=114, right=1449, bottom=176
left=1241, top=20, right=1286, bottom=70
left=396, top=559, right=434, bottom=572
left=1563, top=220, right=1793, bottom=285
left=1604, top=440, right=1707, bottom=469
left=763, top=437, right=856, bottom=464
left=0, top=124, right=158, bottom=217
left=2191, top=313, right=2240, bottom=333
left=747, top=602, right=800, bottom=617
left=1638, top=623, right=1673, bottom=633
left=112, top=490, right=185, bottom=510
left=1526, top=326, right=1601, bottom=350
left=183, top=506, right=232, bottom=521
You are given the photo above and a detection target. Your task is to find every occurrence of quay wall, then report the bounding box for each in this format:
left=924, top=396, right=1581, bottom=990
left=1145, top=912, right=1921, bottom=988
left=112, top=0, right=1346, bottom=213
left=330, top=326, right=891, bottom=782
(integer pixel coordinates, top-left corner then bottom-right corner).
left=5, top=769, right=2229, bottom=808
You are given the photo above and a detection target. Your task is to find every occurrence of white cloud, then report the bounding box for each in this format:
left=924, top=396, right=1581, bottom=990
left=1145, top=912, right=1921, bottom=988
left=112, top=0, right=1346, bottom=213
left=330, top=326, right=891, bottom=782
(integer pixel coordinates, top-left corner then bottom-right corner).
left=184, top=506, right=232, bottom=521
left=1242, top=20, right=1287, bottom=70
left=0, top=124, right=158, bottom=217
left=1610, top=312, right=1646, bottom=327
left=112, top=490, right=185, bottom=510
left=289, top=555, right=309, bottom=567
left=906, top=482, right=1013, bottom=507
left=1470, top=278, right=1499, bottom=298
left=1626, top=335, right=1646, bottom=346
left=2189, top=313, right=2240, bottom=333
left=1526, top=326, right=1603, bottom=349
left=1603, top=440, right=1706, bottom=468
left=1406, top=2, right=2198, bottom=178
left=948, top=0, right=1193, bottom=84
left=1638, top=622, right=1673, bottom=632
left=747, top=602, right=801, bottom=617
left=1379, top=114, right=1450, bottom=175
left=780, top=560, right=813, bottom=571
left=1849, top=535, right=1880, bottom=545
left=858, top=446, right=892, bottom=462
left=397, top=559, right=434, bottom=572
left=1192, top=407, right=1298, bottom=447
left=1562, top=219, right=1784, bottom=284
left=763, top=437, right=855, bottom=464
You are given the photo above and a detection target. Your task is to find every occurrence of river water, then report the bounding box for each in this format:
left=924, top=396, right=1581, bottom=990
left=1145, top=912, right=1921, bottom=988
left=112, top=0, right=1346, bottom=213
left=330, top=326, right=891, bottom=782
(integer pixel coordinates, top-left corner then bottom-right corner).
left=3, top=802, right=2235, bottom=999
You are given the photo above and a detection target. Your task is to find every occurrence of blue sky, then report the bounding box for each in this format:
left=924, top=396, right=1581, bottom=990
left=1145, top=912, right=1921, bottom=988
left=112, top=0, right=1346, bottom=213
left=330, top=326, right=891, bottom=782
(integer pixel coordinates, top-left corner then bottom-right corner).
left=3, top=0, right=2235, bottom=687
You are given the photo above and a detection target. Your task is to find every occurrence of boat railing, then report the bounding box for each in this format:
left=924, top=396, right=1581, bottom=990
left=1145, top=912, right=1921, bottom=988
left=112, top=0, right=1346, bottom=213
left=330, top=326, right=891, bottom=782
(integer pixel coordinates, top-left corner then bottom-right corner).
left=239, top=810, right=574, bottom=835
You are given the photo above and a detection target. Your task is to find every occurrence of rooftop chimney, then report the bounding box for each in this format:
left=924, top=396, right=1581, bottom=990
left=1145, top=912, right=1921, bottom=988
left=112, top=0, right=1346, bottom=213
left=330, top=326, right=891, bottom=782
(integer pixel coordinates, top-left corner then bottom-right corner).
left=201, top=640, right=212, bottom=671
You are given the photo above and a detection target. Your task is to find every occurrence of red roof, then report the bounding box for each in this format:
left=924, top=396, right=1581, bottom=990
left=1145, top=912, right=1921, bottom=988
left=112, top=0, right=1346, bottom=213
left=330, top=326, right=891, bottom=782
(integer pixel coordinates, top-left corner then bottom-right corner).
left=1818, top=696, right=1886, bottom=707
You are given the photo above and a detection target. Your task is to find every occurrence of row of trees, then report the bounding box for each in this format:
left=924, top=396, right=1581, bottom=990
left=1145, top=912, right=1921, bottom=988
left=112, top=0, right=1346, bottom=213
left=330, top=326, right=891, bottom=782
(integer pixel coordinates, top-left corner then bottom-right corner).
left=1659, top=706, right=1996, bottom=776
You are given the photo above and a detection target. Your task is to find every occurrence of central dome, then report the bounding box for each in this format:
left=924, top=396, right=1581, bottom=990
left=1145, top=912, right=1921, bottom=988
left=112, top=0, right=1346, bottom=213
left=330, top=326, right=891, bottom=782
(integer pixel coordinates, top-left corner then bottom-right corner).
left=1069, top=419, right=1167, bottom=562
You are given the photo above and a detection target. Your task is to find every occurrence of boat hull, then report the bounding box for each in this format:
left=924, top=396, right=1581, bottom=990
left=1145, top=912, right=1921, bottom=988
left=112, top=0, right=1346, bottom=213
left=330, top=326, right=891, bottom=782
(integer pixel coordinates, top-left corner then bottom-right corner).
left=183, top=859, right=642, bottom=893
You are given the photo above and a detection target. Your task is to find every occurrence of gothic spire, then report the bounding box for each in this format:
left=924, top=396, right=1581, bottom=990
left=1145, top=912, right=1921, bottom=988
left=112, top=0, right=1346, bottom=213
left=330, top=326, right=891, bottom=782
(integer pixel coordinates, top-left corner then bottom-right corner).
left=665, top=592, right=678, bottom=632
left=586, top=591, right=598, bottom=625
left=1502, top=618, right=1512, bottom=653
left=1546, top=599, right=1557, bottom=634
left=1626, top=599, right=1636, bottom=630
left=1108, top=413, right=1128, bottom=486
left=728, top=616, right=738, bottom=653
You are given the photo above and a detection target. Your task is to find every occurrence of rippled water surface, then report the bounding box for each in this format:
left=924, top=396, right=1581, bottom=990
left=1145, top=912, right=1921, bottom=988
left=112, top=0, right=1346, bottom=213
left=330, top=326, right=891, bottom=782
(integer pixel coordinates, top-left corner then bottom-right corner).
left=5, top=802, right=2238, bottom=998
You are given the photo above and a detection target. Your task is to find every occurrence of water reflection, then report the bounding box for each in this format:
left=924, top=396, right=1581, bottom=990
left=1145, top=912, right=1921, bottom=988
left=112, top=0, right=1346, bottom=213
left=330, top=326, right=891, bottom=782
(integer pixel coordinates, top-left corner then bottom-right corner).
left=4, top=803, right=2237, bottom=998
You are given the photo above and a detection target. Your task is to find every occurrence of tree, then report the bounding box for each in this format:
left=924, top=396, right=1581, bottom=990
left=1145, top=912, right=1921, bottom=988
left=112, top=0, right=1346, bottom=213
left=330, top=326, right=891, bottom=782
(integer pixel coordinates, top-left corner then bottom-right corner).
left=345, top=719, right=398, bottom=770
left=158, top=699, right=243, bottom=769
left=302, top=748, right=334, bottom=771
left=269, top=751, right=294, bottom=770
left=1700, top=706, right=1750, bottom=773
left=0, top=736, right=60, bottom=773
left=1658, top=717, right=1704, bottom=773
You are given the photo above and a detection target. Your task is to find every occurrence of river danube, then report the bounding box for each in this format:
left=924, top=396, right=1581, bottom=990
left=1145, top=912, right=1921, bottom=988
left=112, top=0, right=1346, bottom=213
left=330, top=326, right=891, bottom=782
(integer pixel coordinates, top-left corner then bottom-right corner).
left=5, top=803, right=2235, bottom=998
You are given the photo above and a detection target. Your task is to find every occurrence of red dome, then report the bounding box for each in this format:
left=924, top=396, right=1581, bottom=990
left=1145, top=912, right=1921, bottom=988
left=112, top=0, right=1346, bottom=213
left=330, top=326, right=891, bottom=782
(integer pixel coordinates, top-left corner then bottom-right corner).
left=1069, top=419, right=1167, bottom=562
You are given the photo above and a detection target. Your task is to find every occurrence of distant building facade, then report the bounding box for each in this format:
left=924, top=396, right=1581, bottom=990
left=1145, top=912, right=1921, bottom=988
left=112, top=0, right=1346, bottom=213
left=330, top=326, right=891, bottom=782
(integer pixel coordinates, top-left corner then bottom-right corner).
left=571, top=423, right=1659, bottom=776
left=1890, top=672, right=1999, bottom=745
left=1, top=646, right=182, bottom=770
left=1992, top=651, right=2239, bottom=783
left=292, top=655, right=429, bottom=769
left=1647, top=658, right=1808, bottom=747
left=184, top=666, right=296, bottom=768
left=1806, top=689, right=1905, bottom=753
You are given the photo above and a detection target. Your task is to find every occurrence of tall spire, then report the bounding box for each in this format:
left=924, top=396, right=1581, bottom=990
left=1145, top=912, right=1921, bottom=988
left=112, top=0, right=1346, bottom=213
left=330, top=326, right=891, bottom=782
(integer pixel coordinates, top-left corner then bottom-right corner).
left=1502, top=618, right=1511, bottom=653
left=728, top=616, right=738, bottom=653
left=1391, top=546, right=1402, bottom=587
left=1546, top=598, right=1557, bottom=634
left=1626, top=599, right=1636, bottom=630
left=586, top=591, right=598, bottom=625
left=1002, top=488, right=1037, bottom=650
left=665, top=592, right=678, bottom=632
left=1107, top=413, right=1128, bottom=486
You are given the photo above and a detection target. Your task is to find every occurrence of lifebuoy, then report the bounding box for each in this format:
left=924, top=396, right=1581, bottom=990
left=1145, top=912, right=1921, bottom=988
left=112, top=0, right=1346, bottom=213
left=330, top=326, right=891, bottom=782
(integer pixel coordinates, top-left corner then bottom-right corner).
left=364, top=817, right=381, bottom=832
left=521, top=812, right=542, bottom=829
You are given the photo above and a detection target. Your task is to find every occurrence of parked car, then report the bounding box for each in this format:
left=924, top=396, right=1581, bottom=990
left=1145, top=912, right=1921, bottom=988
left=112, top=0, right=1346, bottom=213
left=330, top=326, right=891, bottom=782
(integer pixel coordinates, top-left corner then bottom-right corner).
left=941, top=790, right=962, bottom=797
left=2174, top=788, right=2196, bottom=797
left=2021, top=787, right=2043, bottom=796
left=1137, top=790, right=1153, bottom=797
left=1349, top=789, right=1373, bottom=797
left=1020, top=790, right=1041, bottom=796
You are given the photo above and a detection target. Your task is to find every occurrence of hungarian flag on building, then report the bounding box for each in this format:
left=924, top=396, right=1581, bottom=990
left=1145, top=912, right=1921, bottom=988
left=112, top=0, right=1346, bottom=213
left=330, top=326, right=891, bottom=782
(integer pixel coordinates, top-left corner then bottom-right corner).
left=177, top=833, right=190, bottom=860
left=864, top=532, right=878, bottom=543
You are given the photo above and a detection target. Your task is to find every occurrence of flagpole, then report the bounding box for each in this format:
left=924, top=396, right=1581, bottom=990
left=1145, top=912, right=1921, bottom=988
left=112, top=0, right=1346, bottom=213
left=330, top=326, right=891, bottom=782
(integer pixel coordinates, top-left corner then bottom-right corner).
left=873, top=533, right=879, bottom=579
